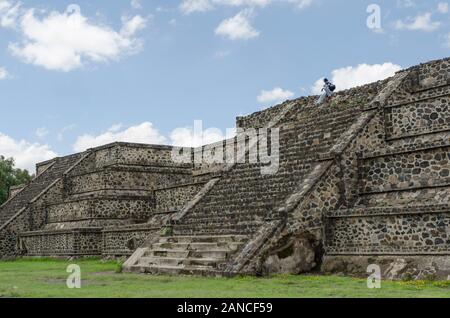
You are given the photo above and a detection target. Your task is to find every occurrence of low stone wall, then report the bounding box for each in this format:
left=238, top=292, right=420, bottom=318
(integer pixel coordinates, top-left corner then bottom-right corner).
left=322, top=255, right=450, bottom=280
left=46, top=197, right=154, bottom=224
left=325, top=212, right=450, bottom=255
left=66, top=168, right=191, bottom=195
left=385, top=96, right=450, bottom=140
left=411, top=58, right=450, bottom=90
left=0, top=209, right=30, bottom=258
left=102, top=224, right=161, bottom=256
left=20, top=228, right=103, bottom=256
left=359, top=187, right=450, bottom=207
left=67, top=143, right=193, bottom=176
left=361, top=146, right=450, bottom=194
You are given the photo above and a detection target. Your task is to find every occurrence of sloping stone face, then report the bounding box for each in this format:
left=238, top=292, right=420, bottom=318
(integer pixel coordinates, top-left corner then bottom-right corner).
left=1, top=57, right=450, bottom=280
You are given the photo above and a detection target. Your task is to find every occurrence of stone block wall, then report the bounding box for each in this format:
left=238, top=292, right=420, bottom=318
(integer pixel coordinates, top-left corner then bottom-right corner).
left=155, top=182, right=206, bottom=212
left=66, top=167, right=192, bottom=196
left=21, top=228, right=102, bottom=256
left=45, top=197, right=154, bottom=226
left=36, top=159, right=56, bottom=176
left=385, top=97, right=450, bottom=140
left=102, top=224, right=160, bottom=256
left=360, top=146, right=450, bottom=194
left=1, top=178, right=66, bottom=258
left=326, top=212, right=450, bottom=254
left=8, top=185, right=26, bottom=200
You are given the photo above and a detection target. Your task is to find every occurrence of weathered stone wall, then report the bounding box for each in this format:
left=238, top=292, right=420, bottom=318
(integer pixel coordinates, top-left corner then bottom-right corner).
left=318, top=62, right=450, bottom=279
left=66, top=168, right=191, bottom=195
left=21, top=228, right=102, bottom=256
left=326, top=213, right=450, bottom=254
left=1, top=178, right=66, bottom=258
left=46, top=197, right=154, bottom=224
left=361, top=146, right=450, bottom=194
left=36, top=159, right=56, bottom=176
left=155, top=182, right=206, bottom=212
left=236, top=101, right=293, bottom=129
left=8, top=185, right=26, bottom=200
left=67, top=143, right=192, bottom=176
left=410, top=58, right=450, bottom=90
left=385, top=97, right=450, bottom=140
left=322, top=255, right=450, bottom=280
left=102, top=224, right=160, bottom=256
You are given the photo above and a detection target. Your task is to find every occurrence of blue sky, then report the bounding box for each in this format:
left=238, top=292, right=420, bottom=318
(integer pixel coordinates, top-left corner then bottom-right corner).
left=0, top=0, right=448, bottom=171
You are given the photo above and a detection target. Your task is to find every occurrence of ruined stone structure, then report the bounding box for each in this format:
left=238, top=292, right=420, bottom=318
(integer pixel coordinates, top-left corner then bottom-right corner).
left=1, top=57, right=450, bottom=280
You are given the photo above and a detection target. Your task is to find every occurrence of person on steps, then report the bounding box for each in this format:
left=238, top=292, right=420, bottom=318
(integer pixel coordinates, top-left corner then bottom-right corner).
left=316, top=78, right=336, bottom=105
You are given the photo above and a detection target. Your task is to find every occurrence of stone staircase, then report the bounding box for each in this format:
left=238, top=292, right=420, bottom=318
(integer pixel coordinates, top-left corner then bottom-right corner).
left=126, top=235, right=248, bottom=275
left=172, top=93, right=377, bottom=237
left=0, top=154, right=82, bottom=227
left=125, top=80, right=390, bottom=274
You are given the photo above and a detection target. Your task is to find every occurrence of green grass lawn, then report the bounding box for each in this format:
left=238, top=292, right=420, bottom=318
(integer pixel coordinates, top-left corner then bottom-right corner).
left=0, top=258, right=449, bottom=298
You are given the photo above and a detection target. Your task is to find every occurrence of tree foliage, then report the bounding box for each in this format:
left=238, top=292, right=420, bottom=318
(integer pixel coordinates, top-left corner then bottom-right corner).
left=0, top=156, right=32, bottom=205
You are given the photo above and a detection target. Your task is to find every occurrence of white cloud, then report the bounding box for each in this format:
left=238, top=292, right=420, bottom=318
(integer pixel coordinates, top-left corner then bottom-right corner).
left=438, top=2, right=449, bottom=13
left=179, top=0, right=214, bottom=15
left=73, top=121, right=238, bottom=151
left=179, top=0, right=271, bottom=14
left=257, top=87, right=294, bottom=104
left=57, top=124, right=76, bottom=141
left=288, top=0, right=314, bottom=10
left=35, top=127, right=49, bottom=139
left=131, top=0, right=142, bottom=10
left=394, top=12, right=441, bottom=32
left=215, top=9, right=259, bottom=40
left=0, top=66, right=8, bottom=79
left=121, top=15, right=147, bottom=37
left=0, top=132, right=57, bottom=172
left=170, top=126, right=235, bottom=147
left=73, top=122, right=167, bottom=152
left=312, top=62, right=402, bottom=94
left=213, top=0, right=271, bottom=7
left=7, top=4, right=147, bottom=72
left=0, top=0, right=20, bottom=28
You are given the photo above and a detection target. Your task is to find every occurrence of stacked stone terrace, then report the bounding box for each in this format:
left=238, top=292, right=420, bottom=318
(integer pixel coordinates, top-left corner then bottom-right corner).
left=1, top=57, right=449, bottom=279
left=0, top=143, right=215, bottom=258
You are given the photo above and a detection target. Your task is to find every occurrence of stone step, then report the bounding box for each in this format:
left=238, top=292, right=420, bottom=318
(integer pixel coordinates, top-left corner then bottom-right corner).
left=330, top=203, right=450, bottom=218
left=130, top=264, right=218, bottom=276
left=173, top=226, right=258, bottom=236
left=158, top=235, right=247, bottom=244
left=151, top=241, right=244, bottom=251
left=147, top=248, right=230, bottom=259
left=138, top=256, right=223, bottom=267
